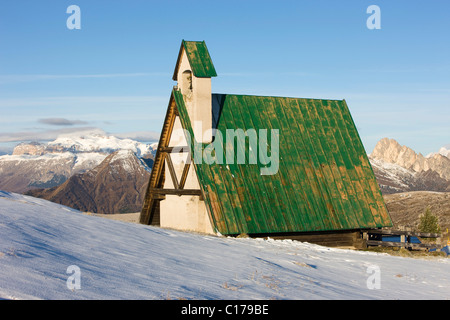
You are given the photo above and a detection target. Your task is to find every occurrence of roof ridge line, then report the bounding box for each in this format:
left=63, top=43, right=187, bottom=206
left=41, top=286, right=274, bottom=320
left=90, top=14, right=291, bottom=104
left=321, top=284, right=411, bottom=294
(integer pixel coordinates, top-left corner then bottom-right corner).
left=212, top=92, right=345, bottom=101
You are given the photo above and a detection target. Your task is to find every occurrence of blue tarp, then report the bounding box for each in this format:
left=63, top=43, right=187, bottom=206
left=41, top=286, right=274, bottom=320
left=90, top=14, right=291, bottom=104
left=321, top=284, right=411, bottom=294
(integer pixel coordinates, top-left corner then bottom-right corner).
left=382, top=235, right=449, bottom=256
left=382, top=235, right=421, bottom=243
left=429, top=246, right=450, bottom=256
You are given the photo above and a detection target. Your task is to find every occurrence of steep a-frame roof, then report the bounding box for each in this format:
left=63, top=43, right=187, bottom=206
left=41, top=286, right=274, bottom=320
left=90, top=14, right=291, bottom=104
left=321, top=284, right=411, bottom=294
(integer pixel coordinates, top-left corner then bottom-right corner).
left=172, top=40, right=217, bottom=80
left=170, top=89, right=392, bottom=235
left=141, top=40, right=392, bottom=235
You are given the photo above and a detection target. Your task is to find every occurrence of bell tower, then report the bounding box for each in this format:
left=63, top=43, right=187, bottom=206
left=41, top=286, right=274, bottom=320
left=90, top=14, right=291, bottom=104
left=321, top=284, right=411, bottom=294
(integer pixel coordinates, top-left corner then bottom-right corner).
left=173, top=40, right=217, bottom=144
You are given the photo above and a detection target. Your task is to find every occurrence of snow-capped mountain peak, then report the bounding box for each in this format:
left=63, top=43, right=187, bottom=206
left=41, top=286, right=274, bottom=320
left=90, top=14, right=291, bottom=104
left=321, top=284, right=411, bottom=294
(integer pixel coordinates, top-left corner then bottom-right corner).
left=47, top=130, right=154, bottom=158
left=437, top=145, right=450, bottom=159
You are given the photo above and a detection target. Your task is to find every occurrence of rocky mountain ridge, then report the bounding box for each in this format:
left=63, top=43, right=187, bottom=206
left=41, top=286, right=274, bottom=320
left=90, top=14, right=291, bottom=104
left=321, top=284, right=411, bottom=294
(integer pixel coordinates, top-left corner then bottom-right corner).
left=369, top=138, right=450, bottom=194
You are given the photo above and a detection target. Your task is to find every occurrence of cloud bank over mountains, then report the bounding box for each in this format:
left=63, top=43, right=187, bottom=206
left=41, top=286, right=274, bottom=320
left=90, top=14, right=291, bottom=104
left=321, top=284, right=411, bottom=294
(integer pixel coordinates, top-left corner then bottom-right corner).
left=0, top=127, right=160, bottom=154
left=38, top=118, right=89, bottom=126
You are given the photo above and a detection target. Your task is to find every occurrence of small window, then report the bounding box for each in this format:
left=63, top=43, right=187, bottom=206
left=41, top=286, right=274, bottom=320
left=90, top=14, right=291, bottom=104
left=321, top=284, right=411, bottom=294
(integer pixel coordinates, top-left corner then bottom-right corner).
left=181, top=70, right=193, bottom=95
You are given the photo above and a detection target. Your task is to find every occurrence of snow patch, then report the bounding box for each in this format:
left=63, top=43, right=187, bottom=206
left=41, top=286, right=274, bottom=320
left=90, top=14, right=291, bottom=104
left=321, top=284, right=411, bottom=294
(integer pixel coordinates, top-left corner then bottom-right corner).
left=0, top=192, right=449, bottom=300
left=48, top=130, right=154, bottom=157
left=426, top=145, right=450, bottom=159
left=369, top=158, right=415, bottom=188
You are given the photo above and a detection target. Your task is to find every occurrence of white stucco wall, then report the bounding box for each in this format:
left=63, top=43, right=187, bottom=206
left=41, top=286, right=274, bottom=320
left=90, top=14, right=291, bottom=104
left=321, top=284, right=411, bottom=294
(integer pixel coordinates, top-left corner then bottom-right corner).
left=160, top=195, right=214, bottom=234
left=159, top=116, right=215, bottom=234
left=158, top=47, right=216, bottom=235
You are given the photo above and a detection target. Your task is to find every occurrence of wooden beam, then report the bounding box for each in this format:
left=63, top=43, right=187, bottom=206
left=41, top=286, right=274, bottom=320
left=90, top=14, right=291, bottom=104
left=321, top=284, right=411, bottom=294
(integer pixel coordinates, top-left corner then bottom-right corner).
left=152, top=194, right=166, bottom=200
left=179, top=162, right=190, bottom=189
left=159, top=146, right=190, bottom=153
left=366, top=240, right=443, bottom=250
left=150, top=188, right=202, bottom=196
left=165, top=154, right=179, bottom=189
left=366, top=229, right=441, bottom=238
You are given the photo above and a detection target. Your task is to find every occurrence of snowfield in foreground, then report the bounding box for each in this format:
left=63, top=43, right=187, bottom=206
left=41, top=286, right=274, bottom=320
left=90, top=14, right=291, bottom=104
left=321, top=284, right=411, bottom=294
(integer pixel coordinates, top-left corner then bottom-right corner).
left=0, top=191, right=449, bottom=300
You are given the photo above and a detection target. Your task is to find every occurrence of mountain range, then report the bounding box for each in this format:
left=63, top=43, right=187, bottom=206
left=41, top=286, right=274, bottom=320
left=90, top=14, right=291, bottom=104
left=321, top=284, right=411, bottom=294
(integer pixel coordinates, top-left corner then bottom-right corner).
left=1, top=132, right=449, bottom=214
left=0, top=131, right=156, bottom=213
left=0, top=131, right=156, bottom=193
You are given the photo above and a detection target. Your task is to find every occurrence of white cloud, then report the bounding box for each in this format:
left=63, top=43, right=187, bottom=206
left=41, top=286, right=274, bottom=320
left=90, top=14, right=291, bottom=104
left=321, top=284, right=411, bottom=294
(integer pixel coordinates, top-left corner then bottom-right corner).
left=113, top=131, right=160, bottom=142
left=38, top=118, right=89, bottom=126
left=0, top=127, right=101, bottom=143
left=0, top=127, right=160, bottom=144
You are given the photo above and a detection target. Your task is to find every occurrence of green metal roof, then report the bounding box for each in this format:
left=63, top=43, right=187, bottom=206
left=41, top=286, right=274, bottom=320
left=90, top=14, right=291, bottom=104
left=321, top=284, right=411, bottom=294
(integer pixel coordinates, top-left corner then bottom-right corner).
left=174, top=89, right=392, bottom=235
left=173, top=40, right=217, bottom=80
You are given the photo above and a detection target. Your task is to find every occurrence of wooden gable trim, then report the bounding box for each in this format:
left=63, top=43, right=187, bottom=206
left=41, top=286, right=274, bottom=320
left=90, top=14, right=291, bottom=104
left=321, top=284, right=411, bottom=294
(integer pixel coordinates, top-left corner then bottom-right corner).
left=140, top=92, right=176, bottom=224
left=139, top=89, right=203, bottom=225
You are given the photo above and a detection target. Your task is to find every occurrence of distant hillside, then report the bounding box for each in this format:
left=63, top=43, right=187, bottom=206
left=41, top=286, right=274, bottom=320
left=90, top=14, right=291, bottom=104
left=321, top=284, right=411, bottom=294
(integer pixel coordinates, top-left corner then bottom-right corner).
left=384, top=191, right=450, bottom=232
left=27, top=150, right=151, bottom=214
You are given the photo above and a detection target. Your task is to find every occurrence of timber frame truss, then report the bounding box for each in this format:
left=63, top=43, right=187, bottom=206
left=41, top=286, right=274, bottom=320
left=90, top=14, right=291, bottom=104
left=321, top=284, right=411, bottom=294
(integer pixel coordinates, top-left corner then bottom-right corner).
left=139, top=91, right=203, bottom=225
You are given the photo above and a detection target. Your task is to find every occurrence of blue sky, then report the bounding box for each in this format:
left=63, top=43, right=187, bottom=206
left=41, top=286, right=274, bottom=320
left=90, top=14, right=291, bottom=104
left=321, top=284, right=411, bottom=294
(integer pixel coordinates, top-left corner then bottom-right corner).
left=1, top=0, right=449, bottom=155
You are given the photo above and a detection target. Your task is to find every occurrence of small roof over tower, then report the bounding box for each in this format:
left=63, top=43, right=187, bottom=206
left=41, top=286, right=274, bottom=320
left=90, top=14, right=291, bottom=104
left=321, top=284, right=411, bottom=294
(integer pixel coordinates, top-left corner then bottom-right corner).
left=172, top=40, right=217, bottom=80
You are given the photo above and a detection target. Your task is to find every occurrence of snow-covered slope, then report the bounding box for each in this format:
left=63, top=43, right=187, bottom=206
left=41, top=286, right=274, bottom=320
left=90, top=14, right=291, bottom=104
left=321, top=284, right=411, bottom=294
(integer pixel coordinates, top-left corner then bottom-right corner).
left=1, top=191, right=449, bottom=300
left=369, top=158, right=415, bottom=192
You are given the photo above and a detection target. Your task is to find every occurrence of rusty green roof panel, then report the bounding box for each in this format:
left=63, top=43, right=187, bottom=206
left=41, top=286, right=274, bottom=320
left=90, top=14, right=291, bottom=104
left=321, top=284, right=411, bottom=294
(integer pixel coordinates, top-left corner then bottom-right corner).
left=174, top=89, right=392, bottom=235
left=173, top=40, right=217, bottom=80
